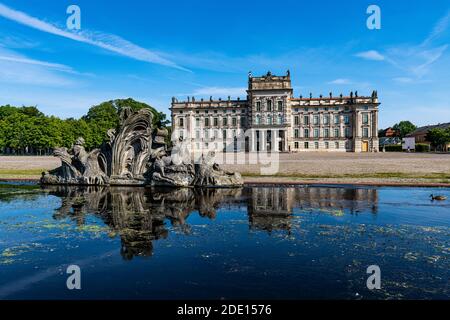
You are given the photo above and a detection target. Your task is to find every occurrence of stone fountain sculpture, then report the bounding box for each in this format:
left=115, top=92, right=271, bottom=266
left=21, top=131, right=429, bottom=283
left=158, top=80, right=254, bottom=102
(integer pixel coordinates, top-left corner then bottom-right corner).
left=41, top=107, right=243, bottom=187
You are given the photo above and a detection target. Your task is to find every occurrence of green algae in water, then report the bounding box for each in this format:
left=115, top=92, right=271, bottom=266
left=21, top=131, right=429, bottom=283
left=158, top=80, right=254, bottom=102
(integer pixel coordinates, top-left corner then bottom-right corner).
left=0, top=185, right=448, bottom=299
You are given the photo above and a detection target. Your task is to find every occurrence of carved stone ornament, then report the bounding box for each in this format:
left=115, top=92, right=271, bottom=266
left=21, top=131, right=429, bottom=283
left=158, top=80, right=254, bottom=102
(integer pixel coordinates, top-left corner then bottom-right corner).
left=41, top=107, right=243, bottom=188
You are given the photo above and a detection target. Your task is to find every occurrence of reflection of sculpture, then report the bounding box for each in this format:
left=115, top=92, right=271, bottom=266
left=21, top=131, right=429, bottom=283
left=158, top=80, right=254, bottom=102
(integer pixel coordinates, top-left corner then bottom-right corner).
left=44, top=186, right=244, bottom=259
left=41, top=107, right=243, bottom=187
left=41, top=185, right=380, bottom=258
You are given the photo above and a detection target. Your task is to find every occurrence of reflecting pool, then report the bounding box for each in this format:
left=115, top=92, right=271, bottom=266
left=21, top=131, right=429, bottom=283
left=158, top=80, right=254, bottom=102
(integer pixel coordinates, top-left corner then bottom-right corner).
left=0, top=183, right=449, bottom=299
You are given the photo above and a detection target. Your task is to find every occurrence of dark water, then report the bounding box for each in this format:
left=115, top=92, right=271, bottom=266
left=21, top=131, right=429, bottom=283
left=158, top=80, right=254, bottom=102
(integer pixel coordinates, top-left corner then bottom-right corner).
left=0, top=183, right=449, bottom=300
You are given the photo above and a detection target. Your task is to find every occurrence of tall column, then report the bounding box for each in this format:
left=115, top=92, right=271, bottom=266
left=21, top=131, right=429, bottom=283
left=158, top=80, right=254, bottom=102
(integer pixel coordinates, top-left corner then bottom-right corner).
left=356, top=111, right=361, bottom=138
left=272, top=130, right=278, bottom=152
left=372, top=110, right=378, bottom=137
left=250, top=129, right=255, bottom=152
left=261, top=130, right=266, bottom=151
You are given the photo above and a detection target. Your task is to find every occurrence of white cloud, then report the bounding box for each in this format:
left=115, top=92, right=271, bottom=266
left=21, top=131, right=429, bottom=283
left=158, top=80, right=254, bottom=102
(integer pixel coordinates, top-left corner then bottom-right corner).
left=392, top=77, right=414, bottom=84
left=179, top=86, right=247, bottom=98
left=0, top=55, right=74, bottom=73
left=328, top=78, right=352, bottom=85
left=0, top=3, right=189, bottom=72
left=422, top=10, right=450, bottom=46
left=0, top=47, right=75, bottom=86
left=355, top=50, right=385, bottom=61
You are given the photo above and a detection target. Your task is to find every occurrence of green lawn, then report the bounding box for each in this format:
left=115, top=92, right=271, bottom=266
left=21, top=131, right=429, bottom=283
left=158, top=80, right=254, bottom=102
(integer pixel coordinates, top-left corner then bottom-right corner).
left=0, top=169, right=45, bottom=179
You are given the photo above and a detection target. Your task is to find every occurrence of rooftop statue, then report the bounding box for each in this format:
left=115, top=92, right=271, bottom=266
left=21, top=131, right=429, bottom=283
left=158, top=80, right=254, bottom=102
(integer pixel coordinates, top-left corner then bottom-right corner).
left=41, top=107, right=243, bottom=188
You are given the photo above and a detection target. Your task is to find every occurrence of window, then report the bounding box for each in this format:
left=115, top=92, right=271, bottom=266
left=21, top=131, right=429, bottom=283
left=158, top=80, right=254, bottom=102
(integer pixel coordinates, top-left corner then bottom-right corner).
left=213, top=118, right=218, bottom=126
left=294, top=129, right=299, bottom=138
left=267, top=115, right=272, bottom=125
left=345, top=127, right=351, bottom=138
left=304, top=116, right=310, bottom=125
left=344, top=115, right=350, bottom=124
left=232, top=117, right=237, bottom=126
left=267, top=100, right=272, bottom=111
left=314, top=142, right=319, bottom=149
left=195, top=131, right=200, bottom=140
left=277, top=101, right=283, bottom=111
left=295, top=142, right=299, bottom=149
left=196, top=118, right=200, bottom=127
left=363, top=127, right=369, bottom=138
left=324, top=128, right=329, bottom=138
left=255, top=115, right=261, bottom=125
left=335, top=142, right=339, bottom=149
left=294, top=116, right=299, bottom=125
left=314, top=128, right=319, bottom=138
left=325, top=142, right=329, bottom=149
left=204, top=130, right=209, bottom=139
left=304, top=142, right=309, bottom=149
left=223, top=130, right=227, bottom=139
left=304, top=129, right=310, bottom=137
left=179, top=117, right=184, bottom=127
left=205, top=118, right=209, bottom=127
left=179, top=130, right=184, bottom=139
left=256, top=101, right=261, bottom=112
left=277, top=115, right=283, bottom=125
left=223, top=117, right=228, bottom=126
left=363, top=113, right=369, bottom=124
left=334, top=128, right=340, bottom=137
left=313, top=115, right=319, bottom=125
left=240, top=117, right=246, bottom=127
left=334, top=115, right=340, bottom=124
left=324, top=115, right=330, bottom=125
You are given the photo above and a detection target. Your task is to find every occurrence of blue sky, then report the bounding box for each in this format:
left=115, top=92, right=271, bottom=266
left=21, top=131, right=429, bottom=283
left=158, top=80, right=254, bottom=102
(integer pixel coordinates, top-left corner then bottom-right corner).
left=0, top=0, right=449, bottom=128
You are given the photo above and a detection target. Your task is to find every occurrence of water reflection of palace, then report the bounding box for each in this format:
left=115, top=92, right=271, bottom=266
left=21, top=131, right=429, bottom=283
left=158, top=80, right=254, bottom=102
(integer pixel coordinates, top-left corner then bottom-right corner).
left=44, top=185, right=378, bottom=259
left=245, top=187, right=378, bottom=232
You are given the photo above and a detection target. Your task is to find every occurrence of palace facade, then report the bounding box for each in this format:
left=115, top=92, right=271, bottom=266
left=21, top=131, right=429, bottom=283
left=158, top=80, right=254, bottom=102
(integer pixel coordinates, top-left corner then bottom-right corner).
left=170, top=71, right=380, bottom=153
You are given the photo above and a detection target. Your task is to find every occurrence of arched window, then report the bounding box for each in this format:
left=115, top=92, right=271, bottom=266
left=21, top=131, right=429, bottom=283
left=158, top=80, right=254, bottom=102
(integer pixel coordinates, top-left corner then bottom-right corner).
left=267, top=115, right=272, bottom=125
left=277, top=115, right=283, bottom=124
left=255, top=115, right=261, bottom=125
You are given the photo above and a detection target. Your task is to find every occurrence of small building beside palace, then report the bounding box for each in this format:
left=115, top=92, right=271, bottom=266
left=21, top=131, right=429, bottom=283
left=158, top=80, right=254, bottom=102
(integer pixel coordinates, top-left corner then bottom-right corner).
left=170, top=71, right=380, bottom=153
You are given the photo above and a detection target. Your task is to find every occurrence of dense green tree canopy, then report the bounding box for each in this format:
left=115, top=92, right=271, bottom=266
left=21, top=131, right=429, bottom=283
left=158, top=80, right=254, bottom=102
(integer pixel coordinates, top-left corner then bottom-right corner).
left=392, top=121, right=417, bottom=138
left=426, top=128, right=450, bottom=151
left=0, top=98, right=168, bottom=154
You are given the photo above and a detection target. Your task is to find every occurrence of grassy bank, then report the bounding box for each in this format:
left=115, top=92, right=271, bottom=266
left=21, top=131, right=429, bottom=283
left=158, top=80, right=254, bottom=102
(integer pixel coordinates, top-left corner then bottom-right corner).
left=241, top=172, right=450, bottom=184
left=0, top=168, right=449, bottom=186
left=0, top=169, right=45, bottom=179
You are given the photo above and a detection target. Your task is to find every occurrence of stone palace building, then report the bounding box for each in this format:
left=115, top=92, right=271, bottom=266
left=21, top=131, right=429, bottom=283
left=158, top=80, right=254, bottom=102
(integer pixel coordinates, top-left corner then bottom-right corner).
left=170, top=71, right=380, bottom=153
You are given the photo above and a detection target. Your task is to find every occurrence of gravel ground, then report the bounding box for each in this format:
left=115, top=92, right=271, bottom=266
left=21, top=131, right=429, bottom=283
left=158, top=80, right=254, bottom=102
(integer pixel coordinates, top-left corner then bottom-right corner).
left=0, top=156, right=60, bottom=171
left=0, top=153, right=449, bottom=185
left=218, top=152, right=450, bottom=176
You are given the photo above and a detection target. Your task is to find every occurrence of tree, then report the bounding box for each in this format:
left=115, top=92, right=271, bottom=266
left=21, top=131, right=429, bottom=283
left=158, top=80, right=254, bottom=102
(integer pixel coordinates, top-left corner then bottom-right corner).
left=82, top=98, right=167, bottom=148
left=426, top=128, right=450, bottom=151
left=393, top=121, right=417, bottom=138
